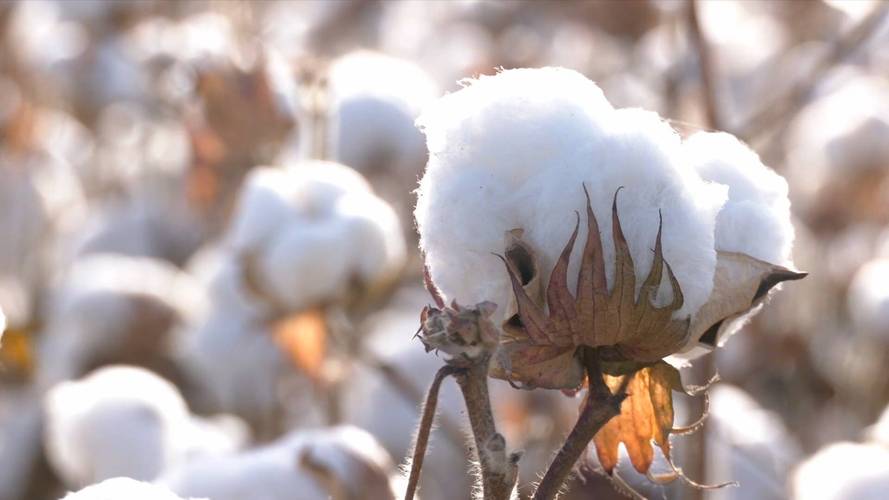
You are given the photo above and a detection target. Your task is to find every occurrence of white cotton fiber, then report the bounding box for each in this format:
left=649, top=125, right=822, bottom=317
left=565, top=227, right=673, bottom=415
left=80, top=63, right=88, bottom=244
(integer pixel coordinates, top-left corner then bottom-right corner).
left=847, top=258, right=889, bottom=340
left=792, top=442, right=889, bottom=500
left=684, top=132, right=794, bottom=266
left=328, top=50, right=439, bottom=175
left=61, top=477, right=202, bottom=500
left=44, top=366, right=245, bottom=487
left=159, top=426, right=396, bottom=500
left=226, top=161, right=405, bottom=313
left=415, top=67, right=727, bottom=320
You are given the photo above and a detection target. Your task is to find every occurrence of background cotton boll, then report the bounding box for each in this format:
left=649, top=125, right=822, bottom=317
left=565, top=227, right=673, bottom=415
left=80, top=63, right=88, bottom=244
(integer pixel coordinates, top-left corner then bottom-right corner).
left=36, top=253, right=204, bottom=386
left=44, top=366, right=246, bottom=489
left=62, top=477, right=202, bottom=500
left=160, top=426, right=398, bottom=500
left=684, top=131, right=795, bottom=265
left=225, top=161, right=404, bottom=313
left=847, top=258, right=889, bottom=340
left=792, top=442, right=889, bottom=500
left=866, top=403, right=889, bottom=446
left=416, top=68, right=725, bottom=320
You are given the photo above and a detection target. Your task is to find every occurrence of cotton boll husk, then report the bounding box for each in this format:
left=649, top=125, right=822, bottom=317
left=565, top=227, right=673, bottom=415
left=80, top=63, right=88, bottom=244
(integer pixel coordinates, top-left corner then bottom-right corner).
left=792, top=442, right=889, bottom=500
left=159, top=426, right=398, bottom=500
left=62, top=477, right=203, bottom=500
left=684, top=132, right=794, bottom=266
left=44, top=366, right=246, bottom=488
left=416, top=67, right=726, bottom=321
left=226, top=162, right=405, bottom=313
left=847, top=258, right=889, bottom=340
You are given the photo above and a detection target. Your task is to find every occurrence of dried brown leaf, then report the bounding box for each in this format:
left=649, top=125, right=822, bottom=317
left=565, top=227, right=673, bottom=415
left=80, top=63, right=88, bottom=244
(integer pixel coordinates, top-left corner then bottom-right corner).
left=273, top=308, right=328, bottom=381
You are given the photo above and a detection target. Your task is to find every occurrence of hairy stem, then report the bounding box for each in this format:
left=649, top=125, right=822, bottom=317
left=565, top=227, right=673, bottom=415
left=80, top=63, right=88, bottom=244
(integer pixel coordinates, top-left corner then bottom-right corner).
left=404, top=365, right=460, bottom=500
left=455, top=357, right=520, bottom=500
left=532, top=348, right=628, bottom=500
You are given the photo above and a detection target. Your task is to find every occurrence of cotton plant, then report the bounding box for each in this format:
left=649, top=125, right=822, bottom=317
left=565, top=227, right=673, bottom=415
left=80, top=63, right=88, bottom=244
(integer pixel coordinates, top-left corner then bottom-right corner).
left=408, top=68, right=804, bottom=499
left=158, top=425, right=401, bottom=500
left=61, top=477, right=204, bottom=500
left=44, top=365, right=248, bottom=488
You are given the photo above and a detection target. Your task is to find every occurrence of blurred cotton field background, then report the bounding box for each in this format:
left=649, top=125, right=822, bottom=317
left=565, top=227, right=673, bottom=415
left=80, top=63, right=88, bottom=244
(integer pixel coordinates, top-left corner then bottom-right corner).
left=1, top=1, right=888, bottom=499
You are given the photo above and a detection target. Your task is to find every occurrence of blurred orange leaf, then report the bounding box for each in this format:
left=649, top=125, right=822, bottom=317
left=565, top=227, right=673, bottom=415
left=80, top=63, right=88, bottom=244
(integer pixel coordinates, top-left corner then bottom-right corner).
left=273, top=309, right=328, bottom=381
left=0, top=326, right=34, bottom=378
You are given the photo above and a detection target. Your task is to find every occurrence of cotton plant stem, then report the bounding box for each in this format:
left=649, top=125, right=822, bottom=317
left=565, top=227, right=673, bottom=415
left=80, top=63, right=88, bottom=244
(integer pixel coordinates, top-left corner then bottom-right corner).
left=686, top=0, right=723, bottom=131
left=532, top=349, right=629, bottom=500
left=455, top=357, right=520, bottom=500
left=404, top=365, right=460, bottom=500
left=360, top=350, right=467, bottom=449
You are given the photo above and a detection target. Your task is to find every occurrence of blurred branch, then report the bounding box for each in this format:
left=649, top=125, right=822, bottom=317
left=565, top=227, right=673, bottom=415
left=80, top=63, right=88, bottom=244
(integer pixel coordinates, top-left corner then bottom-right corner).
left=532, top=348, right=629, bottom=500
left=404, top=365, right=460, bottom=500
left=734, top=2, right=889, bottom=142
left=686, top=0, right=723, bottom=131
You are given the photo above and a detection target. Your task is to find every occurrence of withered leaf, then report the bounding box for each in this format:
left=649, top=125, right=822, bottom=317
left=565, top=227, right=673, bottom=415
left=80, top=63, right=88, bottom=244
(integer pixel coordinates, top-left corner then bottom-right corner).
left=273, top=308, right=328, bottom=381
left=592, top=361, right=686, bottom=475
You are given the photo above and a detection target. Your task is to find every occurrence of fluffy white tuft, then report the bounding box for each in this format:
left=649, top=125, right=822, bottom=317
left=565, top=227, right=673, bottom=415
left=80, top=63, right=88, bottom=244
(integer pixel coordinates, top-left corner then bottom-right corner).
left=61, top=477, right=202, bottom=500
left=44, top=366, right=245, bottom=487
left=159, top=426, right=396, bottom=500
left=684, top=132, right=795, bottom=266
left=328, top=51, right=439, bottom=175
left=792, top=442, right=889, bottom=500
left=847, top=258, right=889, bottom=340
left=415, top=67, right=727, bottom=320
left=226, top=161, right=405, bottom=312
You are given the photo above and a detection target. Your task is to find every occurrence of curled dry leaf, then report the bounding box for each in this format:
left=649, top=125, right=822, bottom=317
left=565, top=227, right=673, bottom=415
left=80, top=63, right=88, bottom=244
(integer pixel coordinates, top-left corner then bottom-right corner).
left=418, top=299, right=500, bottom=365
left=273, top=308, right=328, bottom=382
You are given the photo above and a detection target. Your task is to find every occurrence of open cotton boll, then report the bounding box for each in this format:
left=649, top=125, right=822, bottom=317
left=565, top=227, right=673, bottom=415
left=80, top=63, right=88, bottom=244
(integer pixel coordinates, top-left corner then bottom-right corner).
left=37, top=253, right=205, bottom=385
left=792, top=442, right=889, bottom=500
left=62, top=477, right=203, bottom=500
left=160, top=426, right=398, bottom=500
left=847, top=258, right=889, bottom=340
left=685, top=132, right=794, bottom=266
left=226, top=162, right=405, bottom=313
left=416, top=67, right=726, bottom=321
left=44, top=366, right=245, bottom=488
left=328, top=51, right=439, bottom=176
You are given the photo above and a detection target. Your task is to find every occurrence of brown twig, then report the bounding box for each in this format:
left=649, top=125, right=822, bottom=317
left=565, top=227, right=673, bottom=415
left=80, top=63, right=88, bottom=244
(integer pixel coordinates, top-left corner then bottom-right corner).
left=686, top=0, right=723, bottom=131
left=532, top=348, right=629, bottom=500
left=455, top=357, right=521, bottom=500
left=404, top=365, right=460, bottom=500
left=733, top=1, right=889, bottom=142
left=358, top=348, right=467, bottom=450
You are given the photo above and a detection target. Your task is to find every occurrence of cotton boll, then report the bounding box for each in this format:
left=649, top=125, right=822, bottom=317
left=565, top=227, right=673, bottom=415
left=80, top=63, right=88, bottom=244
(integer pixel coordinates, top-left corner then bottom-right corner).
left=415, top=67, right=726, bottom=321
left=866, top=404, right=889, bottom=446
left=37, top=254, right=204, bottom=385
left=792, top=442, right=889, bottom=500
left=160, top=426, right=398, bottom=500
left=685, top=132, right=794, bottom=266
left=44, top=366, right=246, bottom=488
left=847, top=258, right=889, bottom=340
left=62, top=477, right=202, bottom=500
left=226, top=162, right=405, bottom=314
